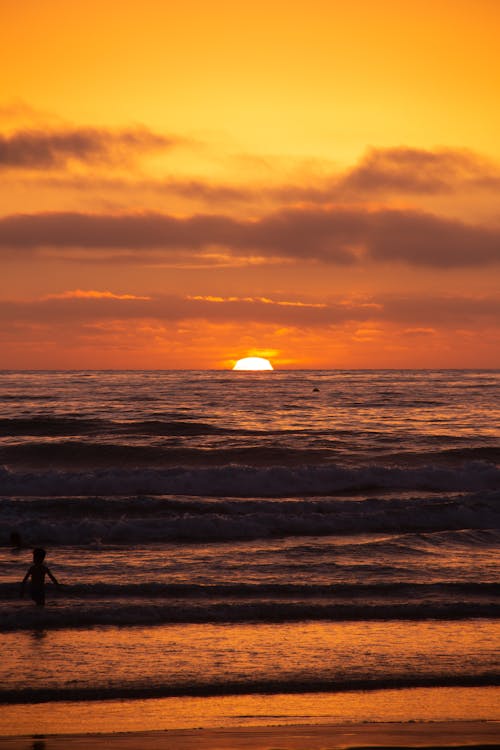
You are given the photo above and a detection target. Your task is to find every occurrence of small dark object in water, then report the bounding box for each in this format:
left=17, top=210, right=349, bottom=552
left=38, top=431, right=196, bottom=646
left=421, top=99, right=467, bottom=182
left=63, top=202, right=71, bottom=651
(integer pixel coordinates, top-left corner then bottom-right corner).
left=312, top=387, right=320, bottom=392
left=9, top=531, right=23, bottom=548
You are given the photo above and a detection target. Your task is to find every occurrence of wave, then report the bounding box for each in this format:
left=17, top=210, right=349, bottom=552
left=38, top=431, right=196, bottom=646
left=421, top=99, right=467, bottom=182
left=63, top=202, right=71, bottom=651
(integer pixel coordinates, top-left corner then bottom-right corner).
left=385, top=446, right=500, bottom=464
left=0, top=416, right=328, bottom=439
left=121, top=420, right=230, bottom=436
left=1, top=581, right=498, bottom=601
left=0, top=415, right=470, bottom=440
left=1, top=491, right=499, bottom=545
left=0, top=441, right=343, bottom=467
left=0, top=394, right=55, bottom=402
left=0, top=418, right=106, bottom=437
left=1, top=490, right=499, bottom=545
left=1, top=673, right=498, bottom=705
left=1, top=460, right=499, bottom=498
left=1, top=599, right=498, bottom=632
left=2, top=437, right=500, bottom=468
left=0, top=417, right=238, bottom=438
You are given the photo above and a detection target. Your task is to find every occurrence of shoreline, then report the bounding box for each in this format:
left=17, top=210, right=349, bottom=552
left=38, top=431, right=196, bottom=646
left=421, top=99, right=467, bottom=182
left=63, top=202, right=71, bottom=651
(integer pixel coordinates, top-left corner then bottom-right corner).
left=1, top=721, right=499, bottom=749
left=1, top=687, right=498, bottom=738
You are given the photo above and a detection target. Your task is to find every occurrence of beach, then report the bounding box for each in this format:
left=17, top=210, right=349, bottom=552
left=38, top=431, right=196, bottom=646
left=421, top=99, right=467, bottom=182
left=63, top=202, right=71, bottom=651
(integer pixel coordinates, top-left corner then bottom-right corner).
left=1, top=689, right=499, bottom=748
left=1, top=721, right=499, bottom=750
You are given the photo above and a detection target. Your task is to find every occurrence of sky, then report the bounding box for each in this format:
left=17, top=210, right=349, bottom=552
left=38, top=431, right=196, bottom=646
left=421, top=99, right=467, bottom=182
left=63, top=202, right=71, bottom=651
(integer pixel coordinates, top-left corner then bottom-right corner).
left=1, top=0, right=499, bottom=369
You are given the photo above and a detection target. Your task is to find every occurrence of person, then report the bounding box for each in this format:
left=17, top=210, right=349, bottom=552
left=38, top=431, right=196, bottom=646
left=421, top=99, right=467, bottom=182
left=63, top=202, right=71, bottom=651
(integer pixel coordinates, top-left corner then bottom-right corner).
left=21, top=548, right=61, bottom=607
left=9, top=531, right=24, bottom=549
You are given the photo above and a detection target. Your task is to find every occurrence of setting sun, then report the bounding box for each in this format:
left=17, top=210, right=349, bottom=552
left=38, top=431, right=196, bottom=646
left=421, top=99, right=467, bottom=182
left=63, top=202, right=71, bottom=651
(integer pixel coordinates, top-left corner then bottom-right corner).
left=233, top=357, right=274, bottom=371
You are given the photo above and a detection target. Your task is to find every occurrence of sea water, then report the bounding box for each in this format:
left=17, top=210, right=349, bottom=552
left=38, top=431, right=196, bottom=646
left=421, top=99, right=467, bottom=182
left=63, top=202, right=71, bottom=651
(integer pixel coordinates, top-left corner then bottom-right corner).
left=0, top=370, right=499, bottom=734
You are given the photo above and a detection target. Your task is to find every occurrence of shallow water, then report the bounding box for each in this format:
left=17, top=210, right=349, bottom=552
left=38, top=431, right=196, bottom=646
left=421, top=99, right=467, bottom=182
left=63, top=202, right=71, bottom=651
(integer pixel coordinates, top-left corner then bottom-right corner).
left=0, top=370, right=498, bottom=728
left=0, top=688, right=499, bottom=736
left=1, top=620, right=499, bottom=704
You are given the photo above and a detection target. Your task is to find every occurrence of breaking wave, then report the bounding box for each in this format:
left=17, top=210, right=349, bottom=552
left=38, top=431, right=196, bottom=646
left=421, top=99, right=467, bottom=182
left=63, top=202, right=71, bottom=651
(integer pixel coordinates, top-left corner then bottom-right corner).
left=1, top=580, right=498, bottom=601
left=1, top=489, right=499, bottom=545
left=1, top=460, right=499, bottom=498
left=1, top=672, right=498, bottom=704
left=1, top=599, right=498, bottom=632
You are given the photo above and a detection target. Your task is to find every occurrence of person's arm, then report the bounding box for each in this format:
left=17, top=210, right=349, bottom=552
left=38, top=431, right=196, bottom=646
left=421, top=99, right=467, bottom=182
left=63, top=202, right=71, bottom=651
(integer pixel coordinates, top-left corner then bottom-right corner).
left=20, top=567, right=32, bottom=597
left=46, top=567, right=60, bottom=586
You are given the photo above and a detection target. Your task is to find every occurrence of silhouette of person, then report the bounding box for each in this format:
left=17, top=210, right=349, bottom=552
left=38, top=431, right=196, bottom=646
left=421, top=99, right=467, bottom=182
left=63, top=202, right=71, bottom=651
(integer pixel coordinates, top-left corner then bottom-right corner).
left=21, top=548, right=61, bottom=607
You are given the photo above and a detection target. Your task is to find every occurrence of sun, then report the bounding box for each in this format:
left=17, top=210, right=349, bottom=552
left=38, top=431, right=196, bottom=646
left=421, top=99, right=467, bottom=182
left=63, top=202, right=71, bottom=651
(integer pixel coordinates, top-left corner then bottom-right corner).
left=233, top=357, right=274, bottom=371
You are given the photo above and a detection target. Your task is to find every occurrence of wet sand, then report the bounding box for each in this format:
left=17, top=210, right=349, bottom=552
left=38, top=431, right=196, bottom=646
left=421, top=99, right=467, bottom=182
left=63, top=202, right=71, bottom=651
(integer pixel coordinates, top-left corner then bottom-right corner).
left=1, top=722, right=499, bottom=750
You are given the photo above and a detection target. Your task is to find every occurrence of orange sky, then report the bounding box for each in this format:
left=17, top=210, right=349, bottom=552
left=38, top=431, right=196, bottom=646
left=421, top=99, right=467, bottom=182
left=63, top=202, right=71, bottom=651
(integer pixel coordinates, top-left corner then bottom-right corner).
left=1, top=0, right=499, bottom=368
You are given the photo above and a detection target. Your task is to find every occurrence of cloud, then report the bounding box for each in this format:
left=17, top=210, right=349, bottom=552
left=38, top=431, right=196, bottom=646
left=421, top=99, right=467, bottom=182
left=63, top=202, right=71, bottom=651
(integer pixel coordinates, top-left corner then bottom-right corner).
left=0, top=209, right=359, bottom=264
left=401, top=328, right=437, bottom=337
left=161, top=179, right=253, bottom=203
left=9, top=145, right=500, bottom=219
left=44, top=289, right=151, bottom=300
left=0, top=206, right=499, bottom=267
left=198, top=146, right=500, bottom=203
left=0, top=293, right=351, bottom=327
left=337, top=146, right=500, bottom=195
left=0, top=100, right=65, bottom=128
left=368, top=210, right=500, bottom=267
left=1, top=291, right=498, bottom=330
left=380, top=294, right=500, bottom=325
left=0, top=127, right=183, bottom=170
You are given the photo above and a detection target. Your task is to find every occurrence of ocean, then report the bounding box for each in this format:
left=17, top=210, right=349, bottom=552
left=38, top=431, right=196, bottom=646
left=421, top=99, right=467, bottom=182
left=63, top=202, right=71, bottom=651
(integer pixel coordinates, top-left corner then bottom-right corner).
left=0, top=369, right=499, bottom=734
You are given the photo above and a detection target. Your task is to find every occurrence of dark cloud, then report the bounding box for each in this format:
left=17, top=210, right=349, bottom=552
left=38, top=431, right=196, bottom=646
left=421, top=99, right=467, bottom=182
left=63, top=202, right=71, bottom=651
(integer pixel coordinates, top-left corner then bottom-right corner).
left=1, top=293, right=498, bottom=330
left=223, top=146, right=500, bottom=203
left=0, top=206, right=499, bottom=267
left=380, top=294, right=500, bottom=325
left=268, top=147, right=500, bottom=203
left=0, top=127, right=182, bottom=169
left=369, top=210, right=500, bottom=267
left=135, top=146, right=500, bottom=202
left=0, top=209, right=359, bottom=263
left=337, top=146, right=500, bottom=195
left=14, top=146, right=500, bottom=209
left=0, top=295, right=350, bottom=327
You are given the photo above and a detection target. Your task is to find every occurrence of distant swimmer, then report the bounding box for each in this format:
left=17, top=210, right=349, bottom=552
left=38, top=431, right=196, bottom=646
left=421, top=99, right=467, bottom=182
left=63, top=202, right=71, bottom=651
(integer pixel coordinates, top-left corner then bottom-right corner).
left=312, top=387, right=320, bottom=392
left=21, top=548, right=61, bottom=607
left=9, top=531, right=24, bottom=549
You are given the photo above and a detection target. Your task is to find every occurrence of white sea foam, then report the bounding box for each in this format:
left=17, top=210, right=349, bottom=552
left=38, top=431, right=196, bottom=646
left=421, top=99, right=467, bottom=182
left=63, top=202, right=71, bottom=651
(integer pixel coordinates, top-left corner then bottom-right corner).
left=1, top=487, right=498, bottom=545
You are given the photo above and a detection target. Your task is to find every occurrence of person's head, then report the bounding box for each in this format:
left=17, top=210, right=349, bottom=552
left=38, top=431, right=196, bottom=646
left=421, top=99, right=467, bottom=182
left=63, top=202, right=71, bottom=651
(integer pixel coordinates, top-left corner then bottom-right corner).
left=33, top=547, right=46, bottom=564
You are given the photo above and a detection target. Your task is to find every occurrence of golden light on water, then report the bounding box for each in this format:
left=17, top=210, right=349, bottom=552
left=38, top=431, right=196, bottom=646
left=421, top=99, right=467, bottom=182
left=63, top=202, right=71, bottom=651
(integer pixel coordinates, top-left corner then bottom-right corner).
left=233, top=357, right=274, bottom=371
